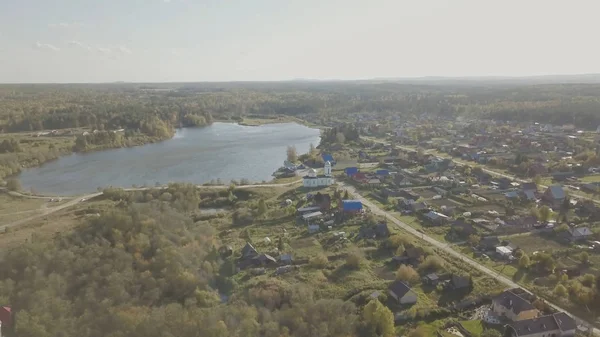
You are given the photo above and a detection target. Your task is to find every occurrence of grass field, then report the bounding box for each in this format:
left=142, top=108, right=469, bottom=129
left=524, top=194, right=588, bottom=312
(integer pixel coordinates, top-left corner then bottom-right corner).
left=0, top=194, right=49, bottom=225
left=581, top=175, right=600, bottom=183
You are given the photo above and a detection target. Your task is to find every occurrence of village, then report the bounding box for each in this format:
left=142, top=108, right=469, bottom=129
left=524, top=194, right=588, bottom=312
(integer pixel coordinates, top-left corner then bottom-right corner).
left=209, top=125, right=599, bottom=337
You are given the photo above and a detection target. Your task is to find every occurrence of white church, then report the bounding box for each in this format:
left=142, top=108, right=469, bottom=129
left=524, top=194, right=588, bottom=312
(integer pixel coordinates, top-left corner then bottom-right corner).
left=303, top=161, right=334, bottom=188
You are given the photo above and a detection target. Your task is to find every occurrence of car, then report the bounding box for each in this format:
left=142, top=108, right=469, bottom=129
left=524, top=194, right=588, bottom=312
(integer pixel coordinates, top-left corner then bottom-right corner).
left=80, top=198, right=87, bottom=202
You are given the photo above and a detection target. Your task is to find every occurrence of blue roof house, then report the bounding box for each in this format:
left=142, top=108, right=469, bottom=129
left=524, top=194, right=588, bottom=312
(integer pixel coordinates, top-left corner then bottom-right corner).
left=345, top=167, right=359, bottom=177
left=342, top=200, right=363, bottom=212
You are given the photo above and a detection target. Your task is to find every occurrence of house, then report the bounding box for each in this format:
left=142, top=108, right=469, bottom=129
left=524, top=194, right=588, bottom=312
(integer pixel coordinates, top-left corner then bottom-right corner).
left=398, top=189, right=420, bottom=201
left=303, top=162, right=334, bottom=188
left=479, top=236, right=501, bottom=250
left=254, top=253, right=277, bottom=265
left=523, top=190, right=537, bottom=201
left=302, top=211, right=323, bottom=222
left=374, top=223, right=391, bottom=238
left=567, top=227, right=593, bottom=242
left=0, top=306, right=11, bottom=328
left=388, top=281, right=418, bottom=305
left=422, top=273, right=439, bottom=286
left=341, top=200, right=363, bottom=213
left=241, top=242, right=258, bottom=259
left=422, top=211, right=449, bottom=226
left=449, top=274, right=471, bottom=290
left=504, top=312, right=576, bottom=337
left=367, top=178, right=382, bottom=186
left=280, top=254, right=293, bottom=265
left=521, top=182, right=538, bottom=193
left=492, top=290, right=539, bottom=321
left=505, top=191, right=520, bottom=200
left=543, top=185, right=566, bottom=207
left=409, top=202, right=429, bottom=213
left=345, top=167, right=359, bottom=177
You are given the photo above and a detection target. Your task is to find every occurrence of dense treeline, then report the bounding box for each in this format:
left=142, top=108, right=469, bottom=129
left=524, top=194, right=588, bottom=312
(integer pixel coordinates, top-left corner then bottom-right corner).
left=4, top=82, right=600, bottom=133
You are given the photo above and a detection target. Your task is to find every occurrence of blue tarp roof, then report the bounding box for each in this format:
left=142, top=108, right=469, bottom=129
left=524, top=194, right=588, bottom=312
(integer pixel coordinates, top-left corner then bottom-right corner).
left=322, top=154, right=334, bottom=162
left=345, top=167, right=359, bottom=175
left=376, top=169, right=390, bottom=175
left=342, top=200, right=363, bottom=211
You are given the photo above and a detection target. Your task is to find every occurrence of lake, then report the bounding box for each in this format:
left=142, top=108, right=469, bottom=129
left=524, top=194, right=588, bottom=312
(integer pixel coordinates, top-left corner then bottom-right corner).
left=19, top=122, right=321, bottom=196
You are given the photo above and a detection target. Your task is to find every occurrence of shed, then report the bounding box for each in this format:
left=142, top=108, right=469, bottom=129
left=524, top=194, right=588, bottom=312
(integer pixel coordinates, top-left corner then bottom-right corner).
left=302, top=211, right=323, bottom=221
left=496, top=246, right=512, bottom=257
left=376, top=169, right=390, bottom=176
left=0, top=306, right=11, bottom=328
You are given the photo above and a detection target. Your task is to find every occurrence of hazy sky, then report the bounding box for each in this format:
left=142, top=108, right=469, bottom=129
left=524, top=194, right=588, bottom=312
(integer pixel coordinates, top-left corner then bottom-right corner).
left=0, top=0, right=599, bottom=83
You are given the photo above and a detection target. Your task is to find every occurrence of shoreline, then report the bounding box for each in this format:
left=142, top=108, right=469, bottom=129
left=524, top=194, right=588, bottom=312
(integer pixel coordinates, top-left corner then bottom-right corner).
left=7, top=120, right=321, bottom=197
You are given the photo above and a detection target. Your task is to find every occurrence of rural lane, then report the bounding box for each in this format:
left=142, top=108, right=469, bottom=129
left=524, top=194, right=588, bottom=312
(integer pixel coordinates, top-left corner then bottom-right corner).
left=339, top=181, right=599, bottom=334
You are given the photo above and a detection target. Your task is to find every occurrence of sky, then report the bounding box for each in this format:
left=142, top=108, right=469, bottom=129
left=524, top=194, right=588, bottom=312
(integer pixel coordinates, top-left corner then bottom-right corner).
left=0, top=0, right=599, bottom=83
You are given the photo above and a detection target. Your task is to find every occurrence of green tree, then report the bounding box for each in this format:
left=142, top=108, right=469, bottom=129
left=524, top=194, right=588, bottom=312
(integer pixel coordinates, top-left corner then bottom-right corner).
left=408, top=326, right=427, bottom=337
left=343, top=190, right=350, bottom=200
left=363, top=299, right=395, bottom=337
left=346, top=248, right=364, bottom=269
left=519, top=254, right=530, bottom=269
left=395, top=244, right=405, bottom=257
left=286, top=145, right=297, bottom=163
left=554, top=284, right=568, bottom=297
left=468, top=234, right=481, bottom=247
left=482, top=329, right=502, bottom=337
left=539, top=205, right=552, bottom=223
left=530, top=207, right=541, bottom=220
left=6, top=177, right=21, bottom=191
left=580, top=251, right=590, bottom=264
left=257, top=198, right=267, bottom=215
left=309, top=143, right=317, bottom=156
left=277, top=236, right=285, bottom=252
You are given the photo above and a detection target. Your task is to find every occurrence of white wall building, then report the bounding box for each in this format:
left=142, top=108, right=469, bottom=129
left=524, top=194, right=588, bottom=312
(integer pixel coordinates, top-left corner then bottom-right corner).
left=303, top=161, right=334, bottom=188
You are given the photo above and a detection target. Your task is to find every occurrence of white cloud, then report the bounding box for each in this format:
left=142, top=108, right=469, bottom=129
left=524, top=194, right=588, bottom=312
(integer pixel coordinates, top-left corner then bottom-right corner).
left=68, top=40, right=91, bottom=51
left=35, top=42, right=60, bottom=51
left=118, top=46, right=132, bottom=54
left=97, top=47, right=112, bottom=54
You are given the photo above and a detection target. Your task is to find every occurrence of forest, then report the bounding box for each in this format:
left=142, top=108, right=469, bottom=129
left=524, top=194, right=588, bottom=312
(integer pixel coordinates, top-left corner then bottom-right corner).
left=3, top=81, right=600, bottom=136
left=0, top=184, right=395, bottom=337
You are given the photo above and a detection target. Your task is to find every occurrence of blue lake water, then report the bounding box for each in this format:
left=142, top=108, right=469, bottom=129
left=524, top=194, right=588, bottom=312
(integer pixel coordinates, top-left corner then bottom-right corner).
left=19, top=122, right=321, bottom=195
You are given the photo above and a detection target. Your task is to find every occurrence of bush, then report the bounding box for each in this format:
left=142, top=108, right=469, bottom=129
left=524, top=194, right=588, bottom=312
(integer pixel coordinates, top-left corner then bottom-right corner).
left=387, top=234, right=411, bottom=250
left=346, top=249, right=364, bottom=269
left=310, top=254, right=329, bottom=268
left=418, top=255, right=444, bottom=272
left=396, top=264, right=419, bottom=284
left=232, top=208, right=254, bottom=227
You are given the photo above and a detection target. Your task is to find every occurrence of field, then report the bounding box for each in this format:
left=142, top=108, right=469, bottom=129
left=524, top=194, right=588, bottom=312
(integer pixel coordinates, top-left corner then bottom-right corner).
left=0, top=194, right=58, bottom=226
